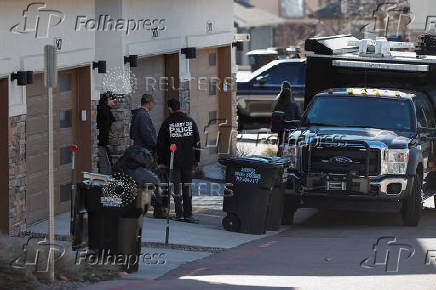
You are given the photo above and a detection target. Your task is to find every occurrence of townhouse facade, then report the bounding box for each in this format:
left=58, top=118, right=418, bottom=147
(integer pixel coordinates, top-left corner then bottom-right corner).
left=1, top=0, right=237, bottom=235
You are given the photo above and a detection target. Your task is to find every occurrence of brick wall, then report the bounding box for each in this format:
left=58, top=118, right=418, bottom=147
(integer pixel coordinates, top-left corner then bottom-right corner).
left=109, top=95, right=133, bottom=164
left=9, top=115, right=26, bottom=235
left=179, top=81, right=191, bottom=115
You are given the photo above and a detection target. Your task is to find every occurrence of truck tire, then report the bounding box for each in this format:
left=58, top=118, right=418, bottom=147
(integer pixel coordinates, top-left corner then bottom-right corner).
left=401, top=175, right=422, bottom=227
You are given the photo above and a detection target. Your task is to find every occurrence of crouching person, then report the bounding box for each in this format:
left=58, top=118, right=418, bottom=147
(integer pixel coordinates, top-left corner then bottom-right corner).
left=113, top=145, right=159, bottom=215
left=157, top=99, right=201, bottom=223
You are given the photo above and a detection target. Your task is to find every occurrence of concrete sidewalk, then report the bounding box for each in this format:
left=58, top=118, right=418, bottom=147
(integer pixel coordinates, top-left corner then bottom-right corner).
left=28, top=209, right=289, bottom=249
left=27, top=178, right=291, bottom=284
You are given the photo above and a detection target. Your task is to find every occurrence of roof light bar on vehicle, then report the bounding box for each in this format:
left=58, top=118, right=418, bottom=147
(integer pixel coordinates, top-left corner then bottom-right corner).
left=332, top=60, right=429, bottom=72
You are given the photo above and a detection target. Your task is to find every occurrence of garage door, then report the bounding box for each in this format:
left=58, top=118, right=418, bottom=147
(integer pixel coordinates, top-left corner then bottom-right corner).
left=131, top=56, right=166, bottom=130
left=26, top=69, right=90, bottom=224
left=0, top=78, right=8, bottom=233
left=190, top=48, right=220, bottom=164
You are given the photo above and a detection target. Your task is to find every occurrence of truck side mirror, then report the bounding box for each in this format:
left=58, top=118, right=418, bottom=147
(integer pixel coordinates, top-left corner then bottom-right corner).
left=271, top=111, right=285, bottom=133
left=418, top=127, right=436, bottom=140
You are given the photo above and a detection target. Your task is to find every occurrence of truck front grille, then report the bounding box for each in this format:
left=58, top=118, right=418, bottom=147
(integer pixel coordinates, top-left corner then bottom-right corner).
left=302, top=147, right=380, bottom=176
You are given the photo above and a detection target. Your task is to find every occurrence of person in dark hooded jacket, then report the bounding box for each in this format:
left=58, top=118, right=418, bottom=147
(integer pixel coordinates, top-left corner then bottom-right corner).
left=273, top=81, right=301, bottom=151
left=273, top=81, right=301, bottom=121
left=97, top=91, right=116, bottom=174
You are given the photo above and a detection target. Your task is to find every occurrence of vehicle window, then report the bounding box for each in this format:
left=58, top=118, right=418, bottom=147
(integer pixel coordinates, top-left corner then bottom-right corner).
left=413, top=99, right=427, bottom=128
left=303, top=95, right=414, bottom=131
left=415, top=94, right=436, bottom=128
left=259, top=62, right=305, bottom=86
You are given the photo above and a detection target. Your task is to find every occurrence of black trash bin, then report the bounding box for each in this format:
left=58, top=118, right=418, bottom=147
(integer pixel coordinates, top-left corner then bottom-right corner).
left=219, top=156, right=290, bottom=234
left=73, top=175, right=145, bottom=272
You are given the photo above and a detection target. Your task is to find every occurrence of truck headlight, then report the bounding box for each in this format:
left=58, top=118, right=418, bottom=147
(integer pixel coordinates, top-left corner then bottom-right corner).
left=283, top=145, right=297, bottom=169
left=381, top=149, right=409, bottom=175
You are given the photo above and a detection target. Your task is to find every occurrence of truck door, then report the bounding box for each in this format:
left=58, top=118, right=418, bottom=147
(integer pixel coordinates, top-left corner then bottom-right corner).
left=414, top=94, right=436, bottom=185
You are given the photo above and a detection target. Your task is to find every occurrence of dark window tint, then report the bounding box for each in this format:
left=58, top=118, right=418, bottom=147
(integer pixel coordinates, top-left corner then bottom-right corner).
left=60, top=111, right=72, bottom=128
left=209, top=53, right=216, bottom=66
left=59, top=73, right=72, bottom=92
left=414, top=93, right=436, bottom=128
left=60, top=146, right=72, bottom=165
left=304, top=96, right=414, bottom=131
left=209, top=111, right=217, bottom=125
left=60, top=183, right=72, bottom=202
left=209, top=81, right=217, bottom=96
left=259, top=62, right=306, bottom=85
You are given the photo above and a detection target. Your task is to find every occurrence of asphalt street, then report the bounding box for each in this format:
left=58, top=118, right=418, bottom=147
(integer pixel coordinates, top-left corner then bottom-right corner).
left=85, top=200, right=436, bottom=290
left=81, top=135, right=436, bottom=290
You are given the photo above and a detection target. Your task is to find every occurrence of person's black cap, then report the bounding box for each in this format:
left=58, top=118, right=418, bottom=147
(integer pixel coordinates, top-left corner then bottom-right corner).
left=168, top=98, right=181, bottom=111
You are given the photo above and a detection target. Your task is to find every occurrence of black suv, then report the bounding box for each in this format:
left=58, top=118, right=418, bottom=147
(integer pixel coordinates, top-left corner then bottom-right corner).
left=275, top=35, right=436, bottom=226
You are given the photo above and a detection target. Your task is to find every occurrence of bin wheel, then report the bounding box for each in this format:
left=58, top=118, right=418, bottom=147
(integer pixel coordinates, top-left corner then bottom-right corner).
left=222, top=214, right=240, bottom=232
left=282, top=208, right=296, bottom=225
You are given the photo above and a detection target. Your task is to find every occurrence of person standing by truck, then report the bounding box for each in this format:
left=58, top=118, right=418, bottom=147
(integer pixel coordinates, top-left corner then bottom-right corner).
left=273, top=81, right=301, bottom=151
left=157, top=99, right=201, bottom=223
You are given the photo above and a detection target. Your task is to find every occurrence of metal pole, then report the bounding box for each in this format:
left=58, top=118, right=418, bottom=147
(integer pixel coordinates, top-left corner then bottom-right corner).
left=45, top=45, right=57, bottom=282
left=47, top=84, right=55, bottom=281
left=165, top=144, right=176, bottom=245
left=70, top=145, right=77, bottom=236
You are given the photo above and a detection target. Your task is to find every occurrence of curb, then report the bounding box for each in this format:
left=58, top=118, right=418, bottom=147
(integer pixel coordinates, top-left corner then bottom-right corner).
left=17, top=231, right=226, bottom=254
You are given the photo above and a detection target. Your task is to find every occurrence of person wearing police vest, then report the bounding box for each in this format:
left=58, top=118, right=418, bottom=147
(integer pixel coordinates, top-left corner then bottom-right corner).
left=157, top=99, right=200, bottom=223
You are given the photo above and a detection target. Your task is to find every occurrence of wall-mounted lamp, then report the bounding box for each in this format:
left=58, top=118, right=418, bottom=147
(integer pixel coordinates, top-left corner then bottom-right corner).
left=92, top=61, right=107, bottom=74
left=181, top=47, right=197, bottom=59
left=232, top=42, right=244, bottom=51
left=124, top=55, right=138, bottom=67
left=11, top=71, right=33, bottom=86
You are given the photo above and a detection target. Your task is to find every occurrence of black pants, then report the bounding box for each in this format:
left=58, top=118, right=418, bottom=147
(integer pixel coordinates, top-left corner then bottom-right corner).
left=172, top=167, right=193, bottom=218
left=98, top=146, right=113, bottom=175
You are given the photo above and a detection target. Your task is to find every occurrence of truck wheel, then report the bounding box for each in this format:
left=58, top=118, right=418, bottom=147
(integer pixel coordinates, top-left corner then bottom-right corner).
left=281, top=208, right=296, bottom=225
left=401, top=175, right=422, bottom=227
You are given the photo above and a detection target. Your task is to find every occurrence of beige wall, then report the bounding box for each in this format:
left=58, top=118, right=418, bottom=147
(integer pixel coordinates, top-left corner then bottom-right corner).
left=189, top=48, right=220, bottom=165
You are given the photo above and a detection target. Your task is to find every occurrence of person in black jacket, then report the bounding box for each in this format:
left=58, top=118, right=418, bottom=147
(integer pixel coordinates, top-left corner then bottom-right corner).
left=97, top=91, right=116, bottom=174
left=130, top=94, right=157, bottom=153
left=273, top=81, right=301, bottom=150
left=157, top=99, right=200, bottom=222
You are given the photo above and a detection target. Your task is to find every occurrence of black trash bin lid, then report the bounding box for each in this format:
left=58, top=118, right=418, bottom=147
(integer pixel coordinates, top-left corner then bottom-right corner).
left=219, top=156, right=291, bottom=168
